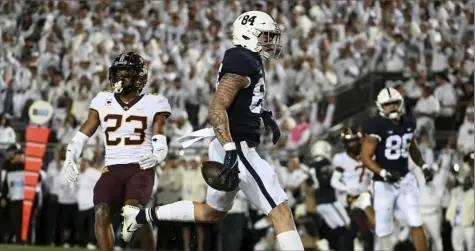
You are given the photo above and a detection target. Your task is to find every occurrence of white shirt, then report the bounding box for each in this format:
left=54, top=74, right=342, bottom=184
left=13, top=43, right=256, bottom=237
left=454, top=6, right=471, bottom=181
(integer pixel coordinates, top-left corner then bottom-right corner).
left=55, top=171, right=78, bottom=204
left=0, top=125, right=15, bottom=150
left=457, top=120, right=474, bottom=154
left=77, top=167, right=101, bottom=211
left=434, top=83, right=457, bottom=117
left=414, top=95, right=440, bottom=129
left=283, top=166, right=309, bottom=207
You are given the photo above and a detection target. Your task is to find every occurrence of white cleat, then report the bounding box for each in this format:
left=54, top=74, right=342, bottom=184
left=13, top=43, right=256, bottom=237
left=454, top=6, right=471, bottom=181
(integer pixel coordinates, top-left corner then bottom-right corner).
left=121, top=205, right=142, bottom=242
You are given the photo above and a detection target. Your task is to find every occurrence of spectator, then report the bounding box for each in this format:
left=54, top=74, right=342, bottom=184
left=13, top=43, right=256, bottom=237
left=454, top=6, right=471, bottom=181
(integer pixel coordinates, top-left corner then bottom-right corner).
left=457, top=106, right=475, bottom=155
left=56, top=114, right=78, bottom=145
left=220, top=191, right=248, bottom=251
left=0, top=146, right=25, bottom=244
left=155, top=159, right=183, bottom=251
left=413, top=86, right=440, bottom=142
left=0, top=114, right=16, bottom=150
left=55, top=163, right=78, bottom=248
left=76, top=158, right=100, bottom=249
left=445, top=175, right=474, bottom=251
left=181, top=156, right=207, bottom=251
left=434, top=71, right=458, bottom=130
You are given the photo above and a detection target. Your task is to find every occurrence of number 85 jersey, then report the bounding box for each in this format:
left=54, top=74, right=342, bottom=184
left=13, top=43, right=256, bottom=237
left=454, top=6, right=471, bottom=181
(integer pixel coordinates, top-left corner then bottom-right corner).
left=90, top=91, right=171, bottom=166
left=363, top=114, right=415, bottom=181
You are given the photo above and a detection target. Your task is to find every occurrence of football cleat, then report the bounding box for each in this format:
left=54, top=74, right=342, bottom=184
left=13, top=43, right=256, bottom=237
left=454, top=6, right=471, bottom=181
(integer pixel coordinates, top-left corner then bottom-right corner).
left=121, top=205, right=142, bottom=242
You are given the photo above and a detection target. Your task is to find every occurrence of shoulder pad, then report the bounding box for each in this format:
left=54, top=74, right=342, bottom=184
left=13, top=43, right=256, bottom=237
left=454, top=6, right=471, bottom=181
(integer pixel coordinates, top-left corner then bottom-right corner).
left=221, top=47, right=260, bottom=77
left=363, top=116, right=383, bottom=140
left=145, top=93, right=172, bottom=118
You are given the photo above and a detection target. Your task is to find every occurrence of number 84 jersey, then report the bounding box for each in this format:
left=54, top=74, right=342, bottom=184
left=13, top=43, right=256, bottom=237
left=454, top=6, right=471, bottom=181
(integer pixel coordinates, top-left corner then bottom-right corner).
left=363, top=114, right=415, bottom=181
left=90, top=91, right=171, bottom=166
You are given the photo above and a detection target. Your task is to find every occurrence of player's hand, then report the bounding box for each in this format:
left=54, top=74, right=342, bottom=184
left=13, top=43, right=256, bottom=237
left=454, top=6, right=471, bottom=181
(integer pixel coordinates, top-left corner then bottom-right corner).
left=218, top=143, right=240, bottom=188
left=62, top=159, right=79, bottom=182
left=379, top=169, right=401, bottom=183
left=139, top=153, right=159, bottom=170
left=261, top=110, right=281, bottom=145
left=422, top=165, right=434, bottom=183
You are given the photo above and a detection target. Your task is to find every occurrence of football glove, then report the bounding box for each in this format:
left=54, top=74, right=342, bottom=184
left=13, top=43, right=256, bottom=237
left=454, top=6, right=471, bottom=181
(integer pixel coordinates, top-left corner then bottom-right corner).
left=380, top=169, right=401, bottom=183
left=63, top=159, right=79, bottom=182
left=261, top=109, right=281, bottom=145
left=422, top=165, right=434, bottom=183
left=218, top=143, right=240, bottom=188
left=139, top=135, right=168, bottom=170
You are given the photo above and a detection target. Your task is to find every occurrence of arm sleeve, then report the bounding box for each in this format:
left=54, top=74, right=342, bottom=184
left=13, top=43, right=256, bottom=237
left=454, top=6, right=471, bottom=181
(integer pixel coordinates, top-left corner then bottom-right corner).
left=363, top=118, right=381, bottom=142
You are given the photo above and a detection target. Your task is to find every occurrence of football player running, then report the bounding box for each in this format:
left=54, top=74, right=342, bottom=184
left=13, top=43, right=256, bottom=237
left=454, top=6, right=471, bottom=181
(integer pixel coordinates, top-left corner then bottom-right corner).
left=331, top=127, right=374, bottom=229
left=122, top=11, right=304, bottom=250
left=361, top=87, right=433, bottom=251
left=62, top=52, right=171, bottom=251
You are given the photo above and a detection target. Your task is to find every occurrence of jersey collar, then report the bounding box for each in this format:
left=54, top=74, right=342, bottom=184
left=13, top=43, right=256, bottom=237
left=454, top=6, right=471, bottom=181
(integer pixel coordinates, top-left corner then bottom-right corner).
left=114, top=93, right=144, bottom=111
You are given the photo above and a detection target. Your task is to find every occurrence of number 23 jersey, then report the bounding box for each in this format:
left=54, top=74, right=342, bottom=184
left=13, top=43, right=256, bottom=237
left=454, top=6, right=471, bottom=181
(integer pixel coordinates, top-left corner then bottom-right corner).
left=363, top=115, right=415, bottom=181
left=90, top=91, right=171, bottom=166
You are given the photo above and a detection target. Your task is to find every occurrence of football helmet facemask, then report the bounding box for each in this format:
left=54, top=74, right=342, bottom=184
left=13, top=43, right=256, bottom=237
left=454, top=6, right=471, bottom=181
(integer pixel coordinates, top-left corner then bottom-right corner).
left=109, top=52, right=148, bottom=94
left=340, top=127, right=362, bottom=156
left=376, top=87, right=405, bottom=120
left=232, top=11, right=282, bottom=60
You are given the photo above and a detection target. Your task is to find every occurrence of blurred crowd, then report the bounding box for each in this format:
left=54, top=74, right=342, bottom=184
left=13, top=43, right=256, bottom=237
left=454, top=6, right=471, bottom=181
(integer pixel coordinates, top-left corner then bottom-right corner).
left=0, top=0, right=473, bottom=250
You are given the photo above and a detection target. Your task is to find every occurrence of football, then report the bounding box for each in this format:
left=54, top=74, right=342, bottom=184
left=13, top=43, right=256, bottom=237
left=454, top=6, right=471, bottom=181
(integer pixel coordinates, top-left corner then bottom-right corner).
left=201, top=161, right=239, bottom=192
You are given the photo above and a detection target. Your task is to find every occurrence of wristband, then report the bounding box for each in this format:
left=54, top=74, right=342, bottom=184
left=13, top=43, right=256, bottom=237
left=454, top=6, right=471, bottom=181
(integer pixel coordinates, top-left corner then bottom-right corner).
left=223, top=142, right=236, bottom=151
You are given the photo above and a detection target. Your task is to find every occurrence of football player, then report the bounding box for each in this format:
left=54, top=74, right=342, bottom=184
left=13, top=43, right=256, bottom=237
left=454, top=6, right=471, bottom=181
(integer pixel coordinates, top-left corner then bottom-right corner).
left=361, top=87, right=433, bottom=251
left=122, top=11, right=304, bottom=250
left=310, top=140, right=352, bottom=251
left=62, top=52, right=171, bottom=251
left=331, top=127, right=374, bottom=228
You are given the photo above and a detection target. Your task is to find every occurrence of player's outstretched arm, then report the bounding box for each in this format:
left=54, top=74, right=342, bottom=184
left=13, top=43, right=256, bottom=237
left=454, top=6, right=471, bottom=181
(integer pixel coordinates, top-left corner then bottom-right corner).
left=409, top=138, right=433, bottom=182
left=209, top=73, right=248, bottom=145
left=63, top=109, right=100, bottom=182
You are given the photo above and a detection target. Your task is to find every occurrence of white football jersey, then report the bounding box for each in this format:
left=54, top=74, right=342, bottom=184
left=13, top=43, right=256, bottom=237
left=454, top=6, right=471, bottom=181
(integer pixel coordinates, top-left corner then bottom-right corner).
left=90, top=91, right=171, bottom=166
left=332, top=151, right=372, bottom=193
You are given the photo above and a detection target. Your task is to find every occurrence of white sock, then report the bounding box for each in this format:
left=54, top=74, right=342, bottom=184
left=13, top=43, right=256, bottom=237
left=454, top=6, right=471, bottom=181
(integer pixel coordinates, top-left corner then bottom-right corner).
left=155, top=201, right=195, bottom=222
left=276, top=230, right=304, bottom=251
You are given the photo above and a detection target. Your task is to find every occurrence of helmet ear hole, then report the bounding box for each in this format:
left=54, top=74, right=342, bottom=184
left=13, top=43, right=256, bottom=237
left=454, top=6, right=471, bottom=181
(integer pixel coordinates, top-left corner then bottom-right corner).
left=242, top=35, right=251, bottom=40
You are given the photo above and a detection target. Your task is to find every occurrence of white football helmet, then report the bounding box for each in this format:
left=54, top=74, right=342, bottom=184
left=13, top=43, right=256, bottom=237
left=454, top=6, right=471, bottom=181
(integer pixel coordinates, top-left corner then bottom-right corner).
left=232, top=11, right=282, bottom=60
left=376, top=87, right=406, bottom=120
left=311, top=140, right=332, bottom=161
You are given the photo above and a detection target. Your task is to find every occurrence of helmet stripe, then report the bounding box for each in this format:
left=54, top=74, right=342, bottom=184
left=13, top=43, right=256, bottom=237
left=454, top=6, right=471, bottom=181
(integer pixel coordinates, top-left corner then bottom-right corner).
left=386, top=87, right=391, bottom=98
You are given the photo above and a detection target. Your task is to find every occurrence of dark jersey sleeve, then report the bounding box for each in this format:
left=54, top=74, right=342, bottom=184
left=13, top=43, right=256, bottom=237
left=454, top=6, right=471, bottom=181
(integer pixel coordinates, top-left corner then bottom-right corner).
left=363, top=117, right=382, bottom=141
left=219, top=48, right=260, bottom=79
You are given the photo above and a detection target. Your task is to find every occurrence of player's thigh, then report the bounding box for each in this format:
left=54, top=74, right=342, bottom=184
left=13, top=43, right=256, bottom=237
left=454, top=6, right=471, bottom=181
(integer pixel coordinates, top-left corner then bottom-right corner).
left=124, top=166, right=155, bottom=206
left=316, top=203, right=349, bottom=229
left=373, top=181, right=398, bottom=237
left=395, top=173, right=422, bottom=227
left=93, top=168, right=125, bottom=216
left=236, top=142, right=287, bottom=215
